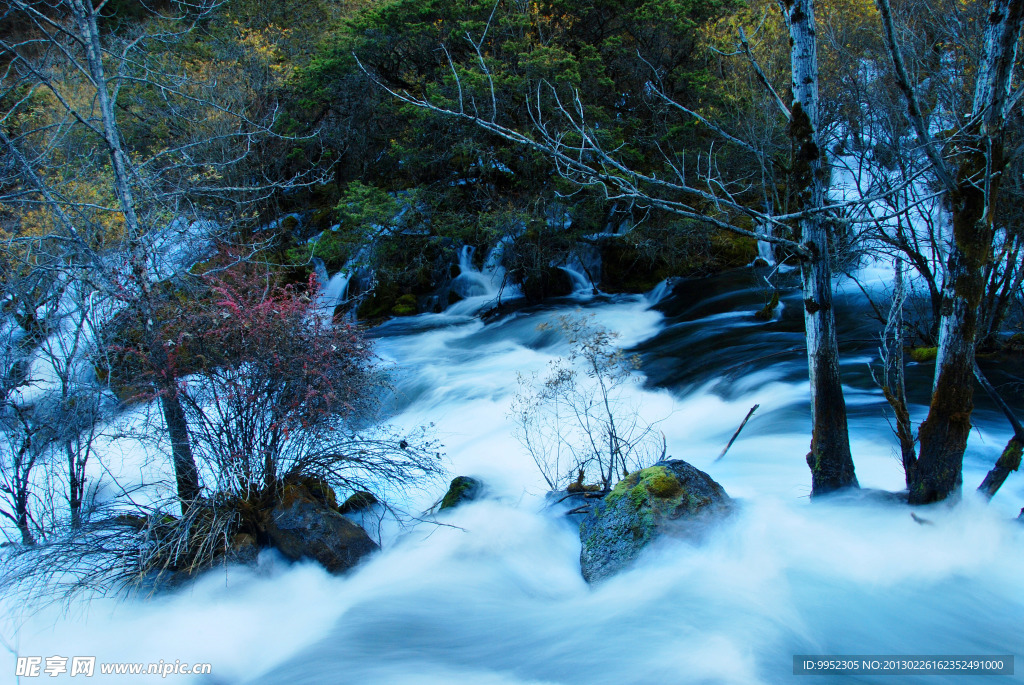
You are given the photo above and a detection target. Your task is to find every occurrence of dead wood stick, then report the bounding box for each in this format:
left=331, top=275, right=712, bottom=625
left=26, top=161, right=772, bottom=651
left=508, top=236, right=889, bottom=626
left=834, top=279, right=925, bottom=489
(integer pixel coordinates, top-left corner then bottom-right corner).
left=716, top=404, right=759, bottom=462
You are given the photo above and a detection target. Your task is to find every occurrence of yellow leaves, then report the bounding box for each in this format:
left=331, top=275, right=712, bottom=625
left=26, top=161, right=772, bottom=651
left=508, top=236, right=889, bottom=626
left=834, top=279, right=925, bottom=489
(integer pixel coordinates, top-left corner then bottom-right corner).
left=236, top=23, right=296, bottom=81
left=1, top=169, right=127, bottom=273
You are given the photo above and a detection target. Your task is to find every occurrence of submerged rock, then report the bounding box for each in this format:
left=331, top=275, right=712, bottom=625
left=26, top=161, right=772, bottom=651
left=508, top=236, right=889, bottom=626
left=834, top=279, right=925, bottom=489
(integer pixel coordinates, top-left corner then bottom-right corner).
left=439, top=476, right=483, bottom=510
left=265, top=483, right=379, bottom=573
left=579, top=459, right=731, bottom=582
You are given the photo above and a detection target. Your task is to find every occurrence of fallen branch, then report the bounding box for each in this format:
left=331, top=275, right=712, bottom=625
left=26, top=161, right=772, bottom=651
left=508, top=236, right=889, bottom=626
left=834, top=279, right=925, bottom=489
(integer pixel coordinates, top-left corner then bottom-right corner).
left=551, top=490, right=609, bottom=505
left=716, top=404, right=759, bottom=462
left=910, top=512, right=934, bottom=526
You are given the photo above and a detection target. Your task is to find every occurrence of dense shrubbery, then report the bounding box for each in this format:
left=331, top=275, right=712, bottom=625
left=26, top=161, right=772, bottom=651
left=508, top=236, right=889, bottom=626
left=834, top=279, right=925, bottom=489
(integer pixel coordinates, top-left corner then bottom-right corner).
left=271, top=0, right=757, bottom=301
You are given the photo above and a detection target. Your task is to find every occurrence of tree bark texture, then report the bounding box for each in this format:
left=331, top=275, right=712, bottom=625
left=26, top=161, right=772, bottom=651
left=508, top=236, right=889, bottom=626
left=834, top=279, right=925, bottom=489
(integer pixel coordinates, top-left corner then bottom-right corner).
left=787, top=0, right=858, bottom=494
left=910, top=0, right=1024, bottom=503
left=70, top=0, right=202, bottom=508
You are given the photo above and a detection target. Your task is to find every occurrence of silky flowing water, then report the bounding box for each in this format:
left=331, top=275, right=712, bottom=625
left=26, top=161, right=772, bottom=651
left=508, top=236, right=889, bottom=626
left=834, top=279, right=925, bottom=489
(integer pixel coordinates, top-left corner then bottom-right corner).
left=4, top=269, right=1022, bottom=684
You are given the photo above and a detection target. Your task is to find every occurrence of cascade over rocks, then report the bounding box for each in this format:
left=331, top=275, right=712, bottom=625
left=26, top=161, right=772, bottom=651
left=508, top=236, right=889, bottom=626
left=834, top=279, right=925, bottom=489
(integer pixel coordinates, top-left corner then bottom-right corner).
left=579, top=459, right=732, bottom=582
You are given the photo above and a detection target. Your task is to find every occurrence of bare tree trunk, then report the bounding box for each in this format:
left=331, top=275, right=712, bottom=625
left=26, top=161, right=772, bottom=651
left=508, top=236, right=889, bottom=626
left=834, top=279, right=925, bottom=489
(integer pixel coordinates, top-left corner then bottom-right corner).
left=66, top=442, right=83, bottom=529
left=910, top=0, right=1024, bottom=504
left=12, top=441, right=36, bottom=545
left=69, top=0, right=201, bottom=510
left=787, top=0, right=858, bottom=494
left=16, top=512, right=35, bottom=546
left=878, top=259, right=916, bottom=472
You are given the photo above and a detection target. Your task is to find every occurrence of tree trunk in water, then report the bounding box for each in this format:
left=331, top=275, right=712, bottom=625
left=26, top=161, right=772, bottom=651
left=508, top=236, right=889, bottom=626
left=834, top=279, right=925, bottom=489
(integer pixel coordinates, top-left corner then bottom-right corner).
left=910, top=0, right=1024, bottom=503
left=973, top=361, right=1024, bottom=499
left=787, top=0, right=858, bottom=494
left=160, top=388, right=201, bottom=509
left=978, top=437, right=1022, bottom=499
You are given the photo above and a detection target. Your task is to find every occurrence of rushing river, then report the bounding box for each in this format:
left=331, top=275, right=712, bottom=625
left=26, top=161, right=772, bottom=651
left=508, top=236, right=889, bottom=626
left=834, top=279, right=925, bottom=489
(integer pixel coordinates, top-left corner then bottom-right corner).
left=4, top=268, right=1023, bottom=684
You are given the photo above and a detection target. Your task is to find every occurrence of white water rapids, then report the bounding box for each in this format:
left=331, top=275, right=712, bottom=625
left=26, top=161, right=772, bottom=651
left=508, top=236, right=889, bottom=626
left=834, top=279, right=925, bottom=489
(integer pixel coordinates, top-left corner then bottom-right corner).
left=3, top=272, right=1022, bottom=684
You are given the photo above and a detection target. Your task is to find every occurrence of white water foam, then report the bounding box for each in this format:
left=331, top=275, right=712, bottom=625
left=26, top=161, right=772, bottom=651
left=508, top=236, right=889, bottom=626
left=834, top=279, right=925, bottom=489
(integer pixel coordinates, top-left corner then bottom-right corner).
left=3, top=291, right=1022, bottom=684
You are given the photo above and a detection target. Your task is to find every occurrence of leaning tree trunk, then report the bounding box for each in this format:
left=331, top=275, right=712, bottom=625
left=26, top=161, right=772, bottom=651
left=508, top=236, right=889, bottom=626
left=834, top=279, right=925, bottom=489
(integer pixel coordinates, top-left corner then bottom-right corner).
left=71, top=0, right=201, bottom=510
left=909, top=0, right=1024, bottom=504
left=787, top=0, right=858, bottom=495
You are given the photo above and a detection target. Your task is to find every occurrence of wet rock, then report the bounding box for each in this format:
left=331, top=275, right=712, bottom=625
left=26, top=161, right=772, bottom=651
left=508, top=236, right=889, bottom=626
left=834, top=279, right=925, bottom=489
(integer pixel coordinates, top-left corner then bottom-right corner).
left=439, top=476, right=483, bottom=510
left=225, top=533, right=259, bottom=566
left=265, top=483, right=378, bottom=573
left=521, top=267, right=574, bottom=303
left=339, top=490, right=379, bottom=514
left=579, top=459, right=732, bottom=582
left=754, top=291, right=780, bottom=320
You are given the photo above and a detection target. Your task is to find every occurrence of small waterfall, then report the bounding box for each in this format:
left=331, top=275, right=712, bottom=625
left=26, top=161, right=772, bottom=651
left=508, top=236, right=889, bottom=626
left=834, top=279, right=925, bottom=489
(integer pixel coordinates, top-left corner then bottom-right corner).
left=645, top=277, right=677, bottom=305
left=446, top=241, right=521, bottom=315
left=482, top=237, right=513, bottom=274
left=558, top=266, right=591, bottom=293
left=558, top=252, right=596, bottom=294
left=312, top=258, right=330, bottom=291
left=318, top=272, right=352, bottom=311
left=313, top=244, right=374, bottom=321
left=450, top=246, right=497, bottom=299
left=756, top=223, right=776, bottom=266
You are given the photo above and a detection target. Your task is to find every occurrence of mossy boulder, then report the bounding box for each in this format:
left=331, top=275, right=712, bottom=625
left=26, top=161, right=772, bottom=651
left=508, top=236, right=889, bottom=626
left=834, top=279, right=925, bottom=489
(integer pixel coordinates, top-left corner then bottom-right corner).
left=754, top=291, right=780, bottom=321
left=281, top=475, right=338, bottom=509
left=579, top=459, right=731, bottom=582
left=392, top=293, right=418, bottom=316
left=339, top=490, right=379, bottom=514
left=909, top=346, right=938, bottom=363
left=356, top=235, right=458, bottom=320
left=439, top=476, right=483, bottom=510
left=225, top=533, right=260, bottom=566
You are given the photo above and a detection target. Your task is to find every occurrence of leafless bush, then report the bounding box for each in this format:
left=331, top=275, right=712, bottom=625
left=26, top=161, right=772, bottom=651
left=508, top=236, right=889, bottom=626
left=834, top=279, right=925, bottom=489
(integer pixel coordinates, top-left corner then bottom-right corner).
left=510, top=314, right=664, bottom=491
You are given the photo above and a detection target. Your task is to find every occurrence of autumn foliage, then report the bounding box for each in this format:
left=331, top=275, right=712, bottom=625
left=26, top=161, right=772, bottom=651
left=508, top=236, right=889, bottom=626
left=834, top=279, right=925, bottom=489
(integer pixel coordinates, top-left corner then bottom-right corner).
left=174, top=270, right=377, bottom=495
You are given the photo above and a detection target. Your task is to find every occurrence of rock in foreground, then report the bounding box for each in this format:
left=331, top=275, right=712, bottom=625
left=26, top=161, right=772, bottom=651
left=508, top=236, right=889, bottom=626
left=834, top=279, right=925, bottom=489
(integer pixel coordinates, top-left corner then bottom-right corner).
left=265, top=483, right=379, bottom=573
left=580, top=459, right=732, bottom=582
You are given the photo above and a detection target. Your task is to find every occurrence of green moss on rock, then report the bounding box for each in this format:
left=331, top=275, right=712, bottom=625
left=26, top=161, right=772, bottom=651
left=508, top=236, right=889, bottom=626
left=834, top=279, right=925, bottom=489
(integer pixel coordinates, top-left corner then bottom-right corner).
left=909, top=346, right=938, bottom=363
left=580, top=460, right=731, bottom=582
left=392, top=293, right=418, bottom=316
left=339, top=491, right=379, bottom=514
left=439, top=476, right=483, bottom=510
left=755, top=291, right=780, bottom=321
